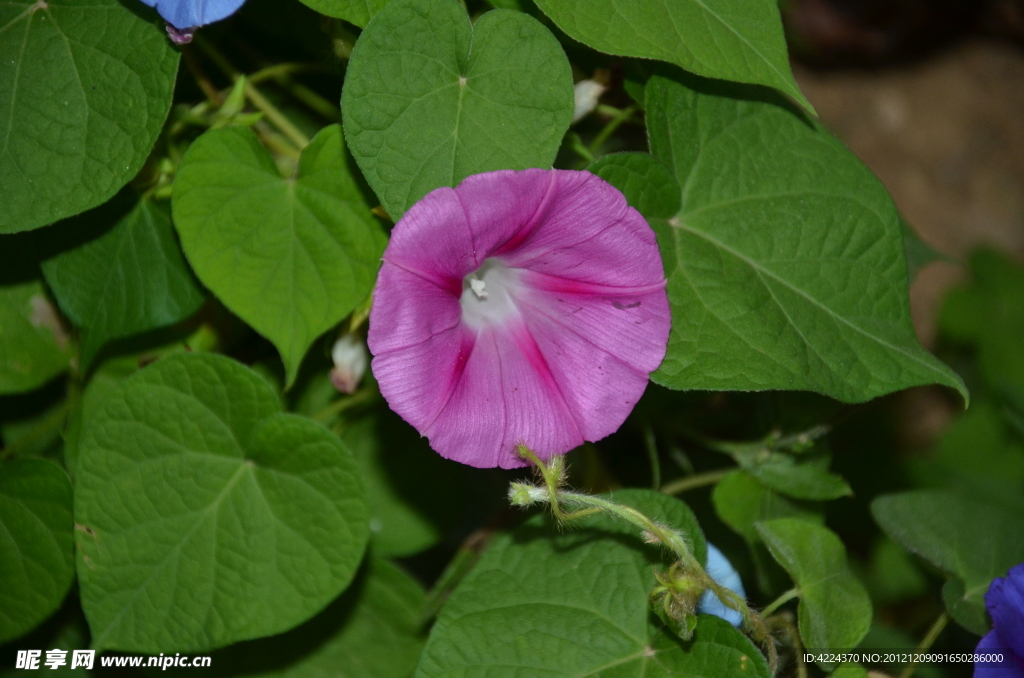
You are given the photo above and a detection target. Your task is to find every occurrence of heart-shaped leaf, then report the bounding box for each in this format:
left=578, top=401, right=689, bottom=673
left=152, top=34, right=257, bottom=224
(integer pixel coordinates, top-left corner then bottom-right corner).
left=872, top=490, right=1024, bottom=634
left=173, top=125, right=386, bottom=384
left=416, top=489, right=766, bottom=678
left=634, top=74, right=966, bottom=404
left=756, top=518, right=872, bottom=659
left=41, top=194, right=205, bottom=367
left=75, top=352, right=370, bottom=652
left=0, top=458, right=74, bottom=644
left=342, top=0, right=574, bottom=220
left=0, top=281, right=71, bottom=394
left=0, top=0, right=178, bottom=233
left=532, top=0, right=811, bottom=112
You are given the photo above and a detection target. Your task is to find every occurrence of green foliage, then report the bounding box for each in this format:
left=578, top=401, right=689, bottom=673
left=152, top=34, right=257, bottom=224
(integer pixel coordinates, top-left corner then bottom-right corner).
left=40, top=194, right=205, bottom=367
left=173, top=125, right=385, bottom=384
left=0, top=282, right=70, bottom=395
left=757, top=519, right=872, bottom=656
left=416, top=489, right=764, bottom=678
left=74, top=353, right=369, bottom=652
left=872, top=490, right=1024, bottom=634
left=194, top=558, right=425, bottom=678
left=531, top=0, right=811, bottom=111
left=713, top=471, right=822, bottom=544
left=941, top=249, right=1024, bottom=409
left=340, top=408, right=467, bottom=558
left=0, top=0, right=178, bottom=234
left=637, top=74, right=965, bottom=403
left=297, top=0, right=388, bottom=26
left=342, top=0, right=574, bottom=219
left=0, top=458, right=74, bottom=644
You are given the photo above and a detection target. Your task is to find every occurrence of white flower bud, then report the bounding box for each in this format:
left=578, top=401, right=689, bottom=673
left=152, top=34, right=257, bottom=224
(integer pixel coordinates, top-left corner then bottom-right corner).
left=572, top=79, right=607, bottom=124
left=330, top=334, right=368, bottom=394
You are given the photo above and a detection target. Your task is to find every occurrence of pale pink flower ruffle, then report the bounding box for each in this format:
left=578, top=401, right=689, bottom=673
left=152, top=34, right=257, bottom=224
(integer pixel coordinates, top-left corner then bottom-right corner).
left=368, top=169, right=670, bottom=468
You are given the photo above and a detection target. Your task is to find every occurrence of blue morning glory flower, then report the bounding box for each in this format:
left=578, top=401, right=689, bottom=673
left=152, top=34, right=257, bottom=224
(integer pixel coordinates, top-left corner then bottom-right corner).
left=974, top=562, right=1024, bottom=678
left=698, top=543, right=746, bottom=627
left=139, top=0, right=248, bottom=30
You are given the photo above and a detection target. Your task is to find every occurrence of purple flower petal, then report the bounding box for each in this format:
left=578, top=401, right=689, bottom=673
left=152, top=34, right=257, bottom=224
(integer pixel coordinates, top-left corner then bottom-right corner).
left=988, top=563, right=1024, bottom=659
left=369, top=169, right=670, bottom=468
left=974, top=630, right=1024, bottom=678
left=138, top=0, right=246, bottom=30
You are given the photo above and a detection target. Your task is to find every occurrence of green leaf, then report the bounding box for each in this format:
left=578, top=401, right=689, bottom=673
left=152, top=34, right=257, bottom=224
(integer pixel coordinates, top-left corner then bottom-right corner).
left=900, top=216, right=946, bottom=282
left=863, top=538, right=928, bottom=605
left=756, top=518, right=872, bottom=657
left=74, top=352, right=370, bottom=653
left=531, top=0, right=811, bottom=112
left=195, top=558, right=425, bottom=678
left=940, top=249, right=1024, bottom=408
left=713, top=470, right=822, bottom=594
left=0, top=281, right=70, bottom=394
left=643, top=73, right=966, bottom=404
left=0, top=457, right=74, bottom=644
left=871, top=490, right=1024, bottom=633
left=296, top=0, right=388, bottom=27
left=831, top=663, right=868, bottom=678
left=342, top=0, right=574, bottom=220
left=740, top=454, right=851, bottom=501
left=40, top=194, right=205, bottom=367
left=173, top=125, right=385, bottom=385
left=416, top=489, right=768, bottom=678
left=340, top=407, right=467, bottom=558
left=0, top=0, right=178, bottom=233
left=589, top=152, right=680, bottom=220
left=713, top=471, right=822, bottom=544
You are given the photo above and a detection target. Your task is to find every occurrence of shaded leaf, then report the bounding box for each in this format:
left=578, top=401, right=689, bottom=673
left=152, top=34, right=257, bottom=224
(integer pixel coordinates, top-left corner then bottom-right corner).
left=872, top=490, right=1024, bottom=634
left=643, top=73, right=965, bottom=403
left=342, top=0, right=573, bottom=219
left=192, top=558, right=425, bottom=678
left=75, top=353, right=370, bottom=652
left=341, top=407, right=467, bottom=558
left=756, top=518, right=872, bottom=658
left=0, top=282, right=70, bottom=394
left=173, top=125, right=385, bottom=384
left=41, top=194, right=205, bottom=367
left=0, top=0, right=178, bottom=233
left=0, top=458, right=74, bottom=644
left=296, top=0, right=387, bottom=27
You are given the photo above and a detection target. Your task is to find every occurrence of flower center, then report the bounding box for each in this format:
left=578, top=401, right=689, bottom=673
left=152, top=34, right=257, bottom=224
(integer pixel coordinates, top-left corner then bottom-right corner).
left=460, top=258, right=520, bottom=330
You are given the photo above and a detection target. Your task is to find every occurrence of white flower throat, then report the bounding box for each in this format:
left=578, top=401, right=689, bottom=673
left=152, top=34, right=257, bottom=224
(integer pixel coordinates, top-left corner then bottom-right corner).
left=460, top=258, right=520, bottom=330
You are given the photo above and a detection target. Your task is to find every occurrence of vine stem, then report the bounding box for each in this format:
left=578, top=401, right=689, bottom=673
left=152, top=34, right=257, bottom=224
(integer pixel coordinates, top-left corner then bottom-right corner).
left=0, top=399, right=72, bottom=461
left=588, top=104, right=638, bottom=156
left=898, top=612, right=949, bottom=678
left=193, top=35, right=311, bottom=149
left=660, top=468, right=729, bottom=495
left=761, top=588, right=800, bottom=617
left=510, top=447, right=776, bottom=671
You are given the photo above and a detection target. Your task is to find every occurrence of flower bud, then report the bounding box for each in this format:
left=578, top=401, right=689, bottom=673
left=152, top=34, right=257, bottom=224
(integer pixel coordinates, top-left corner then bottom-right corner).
left=572, top=80, right=607, bottom=124
left=330, top=334, right=368, bottom=394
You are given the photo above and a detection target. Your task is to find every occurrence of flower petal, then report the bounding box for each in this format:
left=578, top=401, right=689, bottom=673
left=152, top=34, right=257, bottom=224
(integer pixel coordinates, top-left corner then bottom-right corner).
left=139, top=0, right=247, bottom=29
left=974, top=630, right=1024, bottom=678
left=497, top=170, right=666, bottom=289
left=423, top=322, right=585, bottom=468
left=382, top=170, right=559, bottom=282
left=698, top=543, right=746, bottom=627
left=988, top=563, right=1024, bottom=659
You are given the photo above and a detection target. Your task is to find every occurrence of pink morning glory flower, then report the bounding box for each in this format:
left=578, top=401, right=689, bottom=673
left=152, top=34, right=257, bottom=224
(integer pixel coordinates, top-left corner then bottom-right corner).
left=367, top=169, right=670, bottom=469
